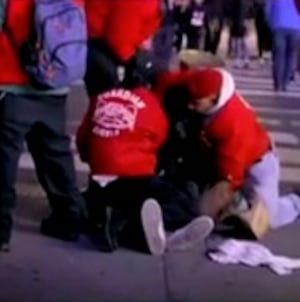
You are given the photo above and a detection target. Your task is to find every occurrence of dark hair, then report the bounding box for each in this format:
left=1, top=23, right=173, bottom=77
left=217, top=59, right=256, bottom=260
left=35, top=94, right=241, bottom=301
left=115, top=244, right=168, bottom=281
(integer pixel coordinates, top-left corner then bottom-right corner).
left=122, top=50, right=167, bottom=89
left=162, top=84, right=192, bottom=122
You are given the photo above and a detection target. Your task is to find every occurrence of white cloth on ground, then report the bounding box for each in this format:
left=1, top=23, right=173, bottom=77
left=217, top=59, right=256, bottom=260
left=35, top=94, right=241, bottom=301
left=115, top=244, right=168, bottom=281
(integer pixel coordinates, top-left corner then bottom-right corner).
left=92, top=175, right=118, bottom=187
left=208, top=239, right=300, bottom=276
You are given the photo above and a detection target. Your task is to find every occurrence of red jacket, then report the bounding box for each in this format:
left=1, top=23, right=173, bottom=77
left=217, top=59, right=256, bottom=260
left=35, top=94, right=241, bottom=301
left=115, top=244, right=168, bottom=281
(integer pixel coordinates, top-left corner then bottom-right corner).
left=154, top=70, right=191, bottom=99
left=158, top=68, right=271, bottom=190
left=199, top=93, right=270, bottom=190
left=1, top=0, right=160, bottom=85
left=76, top=87, right=168, bottom=177
left=85, top=0, right=162, bottom=62
left=0, top=0, right=84, bottom=86
left=85, top=0, right=110, bottom=39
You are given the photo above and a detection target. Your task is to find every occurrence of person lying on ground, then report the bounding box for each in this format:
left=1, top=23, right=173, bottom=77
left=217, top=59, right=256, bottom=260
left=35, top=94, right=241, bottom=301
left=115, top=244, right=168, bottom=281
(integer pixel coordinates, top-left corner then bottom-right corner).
left=76, top=66, right=214, bottom=256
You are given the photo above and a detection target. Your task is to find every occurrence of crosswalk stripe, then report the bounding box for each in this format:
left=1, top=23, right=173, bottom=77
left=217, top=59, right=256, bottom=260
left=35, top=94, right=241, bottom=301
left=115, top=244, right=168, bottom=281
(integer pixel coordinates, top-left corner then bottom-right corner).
left=277, top=147, right=300, bottom=165
left=269, top=131, right=299, bottom=146
left=228, top=67, right=300, bottom=97
left=228, top=69, right=272, bottom=78
left=255, top=106, right=300, bottom=115
left=290, top=121, right=300, bottom=127
left=259, top=118, right=282, bottom=126
left=239, top=89, right=300, bottom=98
left=281, top=167, right=300, bottom=183
left=235, top=77, right=273, bottom=85
left=236, top=82, right=300, bottom=93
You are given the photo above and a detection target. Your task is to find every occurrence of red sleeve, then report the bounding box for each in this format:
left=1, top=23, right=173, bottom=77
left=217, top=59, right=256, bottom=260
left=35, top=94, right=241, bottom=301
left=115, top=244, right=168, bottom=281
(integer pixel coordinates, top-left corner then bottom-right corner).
left=76, top=97, right=97, bottom=163
left=84, top=0, right=110, bottom=39
left=103, top=0, right=161, bottom=62
left=214, top=122, right=248, bottom=190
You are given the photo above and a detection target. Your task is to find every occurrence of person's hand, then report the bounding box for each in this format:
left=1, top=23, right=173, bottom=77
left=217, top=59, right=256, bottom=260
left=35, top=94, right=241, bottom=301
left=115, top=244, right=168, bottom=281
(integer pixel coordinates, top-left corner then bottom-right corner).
left=200, top=181, right=234, bottom=220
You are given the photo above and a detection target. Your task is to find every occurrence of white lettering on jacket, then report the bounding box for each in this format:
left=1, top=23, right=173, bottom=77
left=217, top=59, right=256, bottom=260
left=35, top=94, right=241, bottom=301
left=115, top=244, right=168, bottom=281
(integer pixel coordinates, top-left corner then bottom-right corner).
left=92, top=89, right=146, bottom=138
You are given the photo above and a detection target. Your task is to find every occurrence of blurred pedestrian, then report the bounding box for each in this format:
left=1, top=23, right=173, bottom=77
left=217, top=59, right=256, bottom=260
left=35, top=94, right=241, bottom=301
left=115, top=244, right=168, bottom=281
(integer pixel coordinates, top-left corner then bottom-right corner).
left=254, top=0, right=272, bottom=65
left=173, top=0, right=193, bottom=51
left=203, top=0, right=225, bottom=54
left=265, top=0, right=300, bottom=92
left=228, top=0, right=255, bottom=68
left=0, top=0, right=87, bottom=252
left=152, top=0, right=176, bottom=69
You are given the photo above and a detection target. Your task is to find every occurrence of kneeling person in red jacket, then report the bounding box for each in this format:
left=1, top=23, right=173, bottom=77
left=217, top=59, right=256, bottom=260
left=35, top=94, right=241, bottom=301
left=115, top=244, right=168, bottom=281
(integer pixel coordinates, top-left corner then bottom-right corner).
left=76, top=75, right=214, bottom=255
left=169, top=68, right=300, bottom=228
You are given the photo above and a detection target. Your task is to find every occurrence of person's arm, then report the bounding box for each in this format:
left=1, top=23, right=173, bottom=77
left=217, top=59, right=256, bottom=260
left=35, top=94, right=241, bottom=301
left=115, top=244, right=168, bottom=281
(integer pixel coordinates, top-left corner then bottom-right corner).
left=199, top=121, right=248, bottom=220
left=200, top=180, right=234, bottom=220
left=215, top=127, right=248, bottom=191
left=104, top=0, right=161, bottom=62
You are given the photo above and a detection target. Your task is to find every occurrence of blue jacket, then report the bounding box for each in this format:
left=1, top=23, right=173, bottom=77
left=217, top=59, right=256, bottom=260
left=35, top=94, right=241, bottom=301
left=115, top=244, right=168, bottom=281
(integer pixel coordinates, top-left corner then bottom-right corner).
left=265, top=0, right=300, bottom=31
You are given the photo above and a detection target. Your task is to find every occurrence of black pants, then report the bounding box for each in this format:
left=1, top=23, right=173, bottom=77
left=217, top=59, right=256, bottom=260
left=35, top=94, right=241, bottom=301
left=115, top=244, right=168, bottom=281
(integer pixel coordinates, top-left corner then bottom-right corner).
left=84, top=39, right=121, bottom=97
left=175, top=28, right=184, bottom=51
left=152, top=25, right=175, bottom=69
left=204, top=18, right=223, bottom=55
left=187, top=26, right=202, bottom=49
left=175, top=27, right=201, bottom=51
left=255, top=8, right=272, bottom=58
left=85, top=176, right=199, bottom=251
left=0, top=92, right=84, bottom=243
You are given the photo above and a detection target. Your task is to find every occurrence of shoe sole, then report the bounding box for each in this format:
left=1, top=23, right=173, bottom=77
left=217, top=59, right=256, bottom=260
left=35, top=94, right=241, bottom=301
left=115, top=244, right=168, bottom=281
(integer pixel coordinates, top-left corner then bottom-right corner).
left=141, top=199, right=167, bottom=256
left=167, top=216, right=214, bottom=252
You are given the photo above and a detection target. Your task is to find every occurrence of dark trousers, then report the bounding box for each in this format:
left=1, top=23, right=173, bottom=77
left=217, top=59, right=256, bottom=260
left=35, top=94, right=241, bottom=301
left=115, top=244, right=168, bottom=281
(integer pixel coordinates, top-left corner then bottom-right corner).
left=204, top=18, right=223, bottom=55
left=152, top=25, right=175, bottom=69
left=272, top=29, right=300, bottom=90
left=186, top=27, right=202, bottom=49
left=0, top=92, right=84, bottom=243
left=84, top=39, right=121, bottom=98
left=175, top=28, right=184, bottom=51
left=175, top=27, right=201, bottom=51
left=86, top=176, right=199, bottom=251
left=255, top=6, right=272, bottom=58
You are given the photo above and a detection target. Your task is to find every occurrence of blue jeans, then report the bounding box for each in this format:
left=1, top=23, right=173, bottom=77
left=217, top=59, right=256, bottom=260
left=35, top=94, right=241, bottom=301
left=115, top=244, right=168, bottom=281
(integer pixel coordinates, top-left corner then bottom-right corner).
left=272, top=29, right=300, bottom=91
left=0, top=92, right=84, bottom=243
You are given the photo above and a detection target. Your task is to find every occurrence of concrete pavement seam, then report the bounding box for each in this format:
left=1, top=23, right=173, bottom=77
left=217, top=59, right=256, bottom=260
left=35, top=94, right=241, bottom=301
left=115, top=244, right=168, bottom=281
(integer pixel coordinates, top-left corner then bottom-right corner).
left=162, top=254, right=174, bottom=302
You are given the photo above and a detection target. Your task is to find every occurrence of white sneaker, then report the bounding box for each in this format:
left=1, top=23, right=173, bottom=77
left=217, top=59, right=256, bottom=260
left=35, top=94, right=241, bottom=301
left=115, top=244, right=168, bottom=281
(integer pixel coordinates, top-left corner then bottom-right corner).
left=141, top=199, right=167, bottom=256
left=167, top=216, right=214, bottom=252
